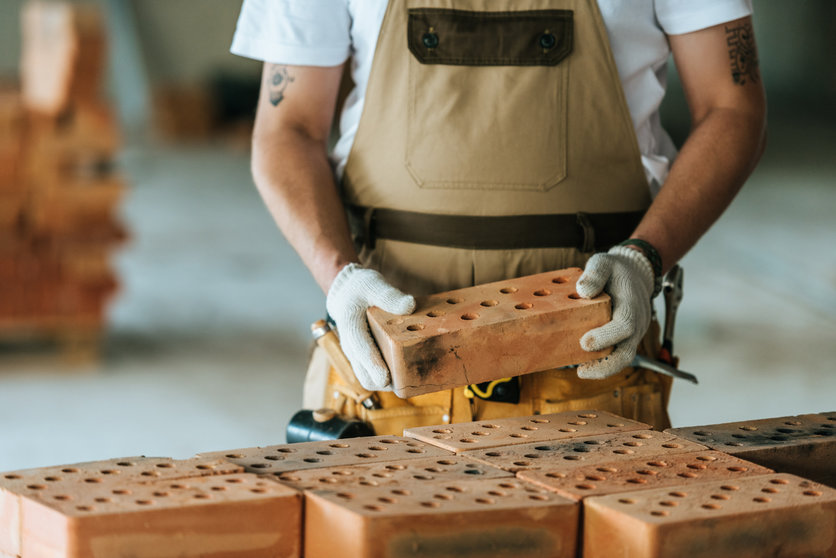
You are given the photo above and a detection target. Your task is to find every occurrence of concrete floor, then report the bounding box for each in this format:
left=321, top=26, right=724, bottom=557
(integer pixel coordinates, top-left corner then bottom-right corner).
left=0, top=124, right=834, bottom=472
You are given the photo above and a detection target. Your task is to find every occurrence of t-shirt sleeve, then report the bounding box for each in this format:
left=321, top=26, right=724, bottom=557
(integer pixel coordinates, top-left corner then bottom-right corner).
left=230, top=0, right=351, bottom=66
left=655, top=0, right=753, bottom=36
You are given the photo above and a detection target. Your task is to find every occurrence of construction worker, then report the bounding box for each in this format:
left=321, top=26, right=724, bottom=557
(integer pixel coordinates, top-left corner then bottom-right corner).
left=231, top=1, right=766, bottom=432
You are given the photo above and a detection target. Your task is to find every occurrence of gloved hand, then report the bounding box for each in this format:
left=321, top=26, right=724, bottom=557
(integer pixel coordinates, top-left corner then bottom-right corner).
left=326, top=263, right=416, bottom=391
left=575, top=245, right=655, bottom=379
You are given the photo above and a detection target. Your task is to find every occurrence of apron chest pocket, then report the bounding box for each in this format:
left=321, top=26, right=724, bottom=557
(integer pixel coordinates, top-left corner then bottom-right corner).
left=406, top=8, right=574, bottom=192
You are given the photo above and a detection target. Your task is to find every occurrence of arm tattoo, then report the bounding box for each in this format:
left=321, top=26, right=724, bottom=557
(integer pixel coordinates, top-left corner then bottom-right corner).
left=725, top=21, right=760, bottom=85
left=265, top=64, right=295, bottom=106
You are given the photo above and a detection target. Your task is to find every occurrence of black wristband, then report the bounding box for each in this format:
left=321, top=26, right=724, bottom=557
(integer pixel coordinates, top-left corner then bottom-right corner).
left=618, top=238, right=663, bottom=298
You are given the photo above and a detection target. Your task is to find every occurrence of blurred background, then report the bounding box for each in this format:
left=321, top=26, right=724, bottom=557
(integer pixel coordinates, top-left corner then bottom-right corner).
left=0, top=0, right=833, bottom=471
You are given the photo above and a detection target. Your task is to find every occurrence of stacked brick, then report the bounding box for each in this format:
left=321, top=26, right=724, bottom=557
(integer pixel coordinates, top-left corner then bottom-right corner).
left=0, top=1, right=126, bottom=360
left=1, top=410, right=834, bottom=557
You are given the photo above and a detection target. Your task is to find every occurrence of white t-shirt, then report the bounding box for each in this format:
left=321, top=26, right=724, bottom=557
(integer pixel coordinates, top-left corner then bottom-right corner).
left=231, top=0, right=752, bottom=196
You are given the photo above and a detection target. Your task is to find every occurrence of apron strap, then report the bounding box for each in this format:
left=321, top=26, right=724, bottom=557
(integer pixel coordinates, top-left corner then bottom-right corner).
left=346, top=204, right=643, bottom=252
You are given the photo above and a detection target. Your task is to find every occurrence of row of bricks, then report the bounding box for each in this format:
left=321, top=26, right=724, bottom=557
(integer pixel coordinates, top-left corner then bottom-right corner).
left=2, top=410, right=833, bottom=557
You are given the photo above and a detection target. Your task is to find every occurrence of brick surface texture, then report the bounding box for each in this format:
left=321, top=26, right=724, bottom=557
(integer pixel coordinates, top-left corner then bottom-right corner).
left=667, top=411, right=836, bottom=487
left=518, top=450, right=773, bottom=501
left=583, top=473, right=836, bottom=558
left=304, top=477, right=579, bottom=558
left=405, top=410, right=648, bottom=452
left=461, top=430, right=707, bottom=472
left=367, top=268, right=612, bottom=397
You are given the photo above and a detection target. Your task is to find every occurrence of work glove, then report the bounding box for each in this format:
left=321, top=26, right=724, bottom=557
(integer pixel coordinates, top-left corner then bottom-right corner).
left=575, top=245, right=655, bottom=379
left=326, top=263, right=416, bottom=391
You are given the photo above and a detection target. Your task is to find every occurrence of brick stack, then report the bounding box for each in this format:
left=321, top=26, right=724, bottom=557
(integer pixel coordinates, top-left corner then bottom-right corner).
left=1, top=409, right=833, bottom=557
left=0, top=1, right=126, bottom=360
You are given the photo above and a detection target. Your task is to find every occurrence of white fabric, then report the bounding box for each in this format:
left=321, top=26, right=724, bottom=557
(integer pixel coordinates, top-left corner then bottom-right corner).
left=576, top=246, right=655, bottom=379
left=232, top=0, right=752, bottom=196
left=325, top=263, right=416, bottom=391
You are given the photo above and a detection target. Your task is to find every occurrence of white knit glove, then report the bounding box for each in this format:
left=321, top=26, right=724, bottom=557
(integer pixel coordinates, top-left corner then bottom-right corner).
left=325, top=263, right=416, bottom=391
left=575, top=246, right=655, bottom=379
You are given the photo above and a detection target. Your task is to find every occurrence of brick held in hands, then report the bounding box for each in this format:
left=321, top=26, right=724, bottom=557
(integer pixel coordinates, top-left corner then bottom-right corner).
left=304, top=478, right=579, bottom=558
left=583, top=473, right=836, bottom=558
left=461, top=430, right=706, bottom=473
left=405, top=410, right=649, bottom=453
left=275, top=455, right=512, bottom=491
left=518, top=450, right=773, bottom=502
left=667, top=411, right=836, bottom=487
left=20, top=473, right=301, bottom=558
left=198, top=436, right=453, bottom=477
left=367, top=268, right=612, bottom=398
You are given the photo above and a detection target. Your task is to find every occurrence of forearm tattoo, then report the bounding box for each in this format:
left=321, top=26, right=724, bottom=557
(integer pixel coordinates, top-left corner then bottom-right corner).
left=265, top=64, right=295, bottom=106
left=725, top=21, right=760, bottom=85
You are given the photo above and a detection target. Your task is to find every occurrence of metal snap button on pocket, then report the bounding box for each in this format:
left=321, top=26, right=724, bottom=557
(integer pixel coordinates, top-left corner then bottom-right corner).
left=422, top=32, right=439, bottom=49
left=540, top=32, right=556, bottom=50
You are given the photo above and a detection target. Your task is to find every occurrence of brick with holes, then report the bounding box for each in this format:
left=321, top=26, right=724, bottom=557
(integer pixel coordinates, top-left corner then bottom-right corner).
left=19, top=473, right=301, bottom=558
left=305, top=477, right=578, bottom=558
left=667, top=411, right=836, bottom=487
left=461, top=430, right=707, bottom=473
left=583, top=473, right=836, bottom=558
left=404, top=410, right=648, bottom=453
left=197, top=436, right=453, bottom=477
left=0, top=456, right=242, bottom=556
left=366, top=268, right=612, bottom=397
left=275, top=455, right=512, bottom=491
left=518, top=450, right=773, bottom=501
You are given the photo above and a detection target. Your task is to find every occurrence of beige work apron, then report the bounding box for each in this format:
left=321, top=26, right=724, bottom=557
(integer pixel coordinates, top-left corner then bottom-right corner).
left=312, top=0, right=672, bottom=433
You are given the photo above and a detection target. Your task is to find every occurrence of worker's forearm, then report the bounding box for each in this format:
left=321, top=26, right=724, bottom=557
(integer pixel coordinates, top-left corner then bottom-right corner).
left=252, top=128, right=357, bottom=293
left=631, top=106, right=766, bottom=273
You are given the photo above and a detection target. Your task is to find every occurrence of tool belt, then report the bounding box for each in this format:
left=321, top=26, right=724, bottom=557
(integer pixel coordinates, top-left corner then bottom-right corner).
left=346, top=204, right=645, bottom=252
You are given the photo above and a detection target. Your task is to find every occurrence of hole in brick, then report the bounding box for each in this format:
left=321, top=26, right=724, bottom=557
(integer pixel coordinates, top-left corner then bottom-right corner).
left=76, top=505, right=93, bottom=512
left=195, top=493, right=212, bottom=499
left=552, top=277, right=568, bottom=284
left=678, top=472, right=698, bottom=479
left=660, top=501, right=678, bottom=507
left=776, top=428, right=797, bottom=434
left=386, top=465, right=406, bottom=470
left=614, top=449, right=634, bottom=455
left=770, top=479, right=789, bottom=485
left=584, top=440, right=603, bottom=445
left=225, top=453, right=244, bottom=458
left=804, top=490, right=822, bottom=497
left=627, top=478, right=647, bottom=484
left=392, top=489, right=411, bottom=496
left=62, top=468, right=80, bottom=473
left=368, top=446, right=385, bottom=451
left=632, top=433, right=652, bottom=439
left=480, top=300, right=499, bottom=307
left=364, top=505, right=384, bottom=511
left=530, top=418, right=549, bottom=424
left=529, top=494, right=549, bottom=501
left=113, top=489, right=132, bottom=495
left=378, top=497, right=395, bottom=504
left=141, top=472, right=160, bottom=477
left=569, top=421, right=587, bottom=426
left=413, top=475, right=432, bottom=481
left=278, top=447, right=299, bottom=452
left=85, top=478, right=103, bottom=483
left=720, top=485, right=740, bottom=491
left=727, top=466, right=748, bottom=472
left=509, top=434, right=528, bottom=439
left=568, top=293, right=581, bottom=300
left=406, top=324, right=424, bottom=332
left=136, top=500, right=154, bottom=506
left=513, top=461, right=530, bottom=467
left=485, top=452, right=502, bottom=457
left=711, top=494, right=730, bottom=500
left=94, top=497, right=111, bottom=503
left=739, top=425, right=758, bottom=431
left=725, top=442, right=744, bottom=447
left=406, top=442, right=422, bottom=447
left=447, top=297, right=463, bottom=304
left=608, top=422, right=626, bottom=427
left=575, top=483, right=595, bottom=490
left=434, top=493, right=453, bottom=500
left=651, top=510, right=669, bottom=516
left=598, top=467, right=618, bottom=473
left=433, top=428, right=452, bottom=434
left=696, top=456, right=718, bottom=462
left=662, top=443, right=682, bottom=449
left=211, top=486, right=227, bottom=491
left=488, top=490, right=506, bottom=497
left=521, top=426, right=537, bottom=431
left=586, top=475, right=606, bottom=481
left=54, top=495, right=71, bottom=501
left=156, top=463, right=174, bottom=469
left=785, top=420, right=803, bottom=426
left=446, top=486, right=464, bottom=493
left=618, top=498, right=635, bottom=504
left=372, top=473, right=392, bottom=478
left=470, top=431, right=490, bottom=436
left=753, top=497, right=771, bottom=503
left=514, top=303, right=533, bottom=310
left=421, top=502, right=440, bottom=508
left=573, top=447, right=590, bottom=453
left=279, top=474, right=300, bottom=482
left=225, top=479, right=243, bottom=484
left=464, top=469, right=482, bottom=475
left=535, top=446, right=555, bottom=452
left=637, top=470, right=658, bottom=476
left=360, top=480, right=379, bottom=487
left=534, top=289, right=551, bottom=297
left=426, top=311, right=444, bottom=317
left=407, top=449, right=424, bottom=454
left=116, top=462, right=135, bottom=467
left=692, top=431, right=711, bottom=436
left=687, top=464, right=707, bottom=470
left=425, top=467, right=442, bottom=473
left=355, top=454, right=372, bottom=459
left=264, top=455, right=284, bottom=461
left=476, top=498, right=495, bottom=505
left=100, top=470, right=119, bottom=475
left=647, top=461, right=668, bottom=468
left=546, top=472, right=566, bottom=479
left=461, top=313, right=479, bottom=320
left=319, top=478, right=337, bottom=484
left=481, top=423, right=501, bottom=429
left=337, top=493, right=353, bottom=499
left=499, top=287, right=518, bottom=294
left=524, top=454, right=541, bottom=459
left=624, top=442, right=641, bottom=447
left=251, top=463, right=271, bottom=469
left=702, top=504, right=721, bottom=510
left=153, top=491, right=171, bottom=497
left=44, top=476, right=61, bottom=482
left=669, top=491, right=687, bottom=498
left=563, top=455, right=581, bottom=461
left=761, top=487, right=778, bottom=494
left=498, top=483, right=516, bottom=489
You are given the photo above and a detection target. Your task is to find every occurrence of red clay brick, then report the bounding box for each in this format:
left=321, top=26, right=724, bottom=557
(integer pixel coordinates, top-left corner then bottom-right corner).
left=304, top=477, right=579, bottom=558
left=275, top=455, right=512, bottom=491
left=0, top=456, right=242, bottom=556
left=198, top=436, right=454, bottom=477
left=518, top=450, right=773, bottom=501
left=583, top=473, right=836, bottom=558
left=20, top=473, right=300, bottom=558
left=667, top=412, right=836, bottom=487
left=461, top=430, right=706, bottom=472
left=367, top=268, right=612, bottom=397
left=404, top=410, right=648, bottom=453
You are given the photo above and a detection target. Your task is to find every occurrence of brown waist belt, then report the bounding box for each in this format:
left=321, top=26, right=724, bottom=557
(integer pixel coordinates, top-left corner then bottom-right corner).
left=346, top=205, right=644, bottom=252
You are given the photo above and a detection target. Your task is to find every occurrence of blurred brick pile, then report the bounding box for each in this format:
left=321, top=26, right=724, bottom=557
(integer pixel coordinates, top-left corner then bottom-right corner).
left=0, top=1, right=126, bottom=360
